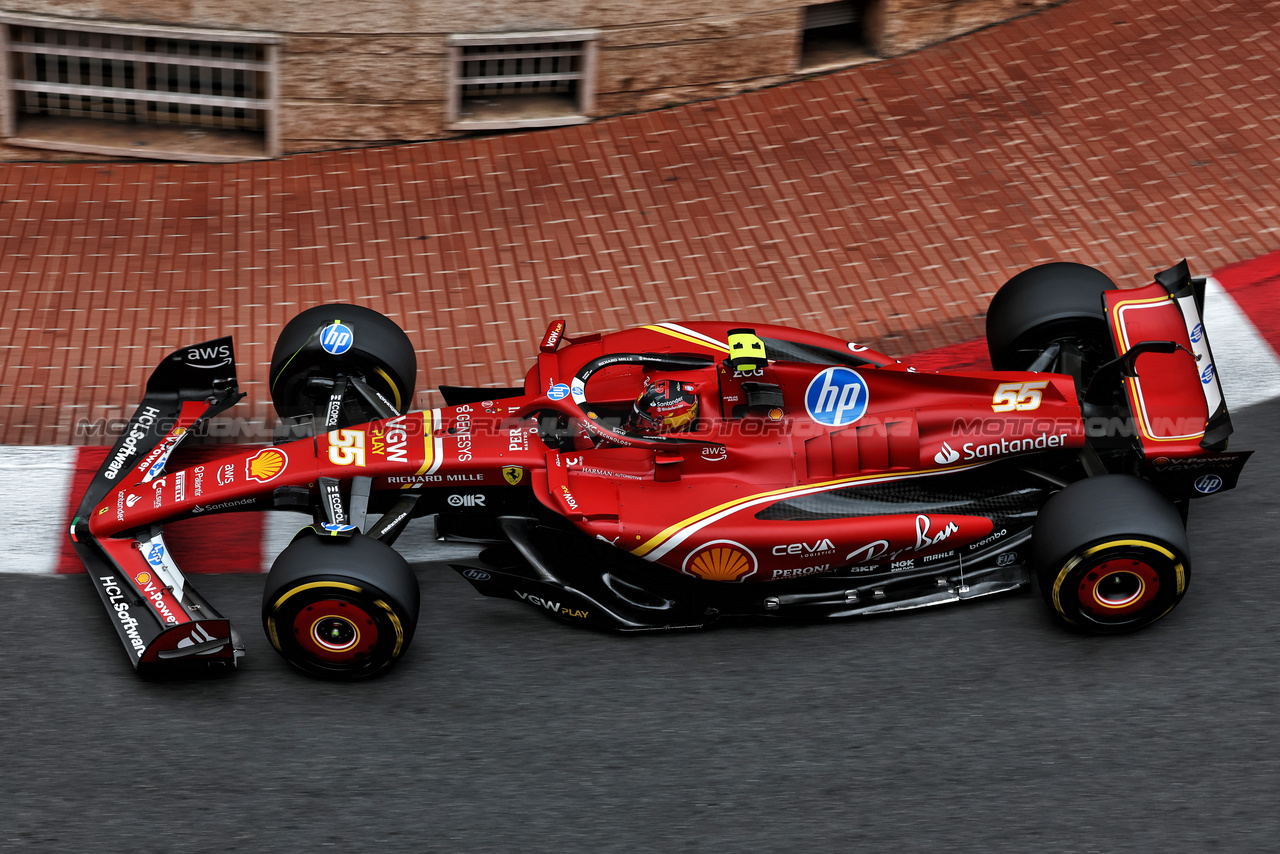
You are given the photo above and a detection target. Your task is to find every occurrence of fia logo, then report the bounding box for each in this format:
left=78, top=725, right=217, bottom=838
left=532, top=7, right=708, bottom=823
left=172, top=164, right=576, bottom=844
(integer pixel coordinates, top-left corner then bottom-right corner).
left=804, top=367, right=868, bottom=427
left=320, top=323, right=355, bottom=355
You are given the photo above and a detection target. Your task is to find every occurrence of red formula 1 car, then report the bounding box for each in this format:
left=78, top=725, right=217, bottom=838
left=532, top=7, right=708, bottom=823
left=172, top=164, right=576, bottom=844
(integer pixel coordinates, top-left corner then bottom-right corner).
left=71, top=258, right=1250, bottom=678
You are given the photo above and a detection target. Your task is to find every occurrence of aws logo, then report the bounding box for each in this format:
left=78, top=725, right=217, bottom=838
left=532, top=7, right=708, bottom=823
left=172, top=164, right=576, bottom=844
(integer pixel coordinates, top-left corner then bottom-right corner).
left=186, top=344, right=232, bottom=369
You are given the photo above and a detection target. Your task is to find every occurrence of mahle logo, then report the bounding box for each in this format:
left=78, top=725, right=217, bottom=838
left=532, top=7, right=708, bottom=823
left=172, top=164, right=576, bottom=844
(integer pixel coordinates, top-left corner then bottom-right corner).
left=804, top=367, right=868, bottom=427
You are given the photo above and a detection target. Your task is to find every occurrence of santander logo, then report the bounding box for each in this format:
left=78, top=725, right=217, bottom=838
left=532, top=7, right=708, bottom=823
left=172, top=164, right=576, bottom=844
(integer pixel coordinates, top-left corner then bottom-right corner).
left=934, top=442, right=960, bottom=465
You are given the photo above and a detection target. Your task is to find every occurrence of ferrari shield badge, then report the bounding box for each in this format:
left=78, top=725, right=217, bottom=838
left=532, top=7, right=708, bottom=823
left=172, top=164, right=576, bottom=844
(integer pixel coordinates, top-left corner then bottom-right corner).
left=502, top=466, right=524, bottom=486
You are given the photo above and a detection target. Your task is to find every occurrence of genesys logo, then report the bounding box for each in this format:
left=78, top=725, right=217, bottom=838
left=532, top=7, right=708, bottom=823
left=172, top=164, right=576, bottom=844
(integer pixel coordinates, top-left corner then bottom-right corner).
left=186, top=343, right=232, bottom=370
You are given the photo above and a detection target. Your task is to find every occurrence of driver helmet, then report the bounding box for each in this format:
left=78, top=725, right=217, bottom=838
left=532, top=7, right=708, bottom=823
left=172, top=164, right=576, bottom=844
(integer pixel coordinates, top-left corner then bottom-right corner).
left=629, top=378, right=699, bottom=435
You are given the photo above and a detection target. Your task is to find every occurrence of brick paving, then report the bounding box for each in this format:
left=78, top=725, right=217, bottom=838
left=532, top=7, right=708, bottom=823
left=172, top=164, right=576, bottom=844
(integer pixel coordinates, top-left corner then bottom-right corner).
left=2, top=0, right=1279, bottom=446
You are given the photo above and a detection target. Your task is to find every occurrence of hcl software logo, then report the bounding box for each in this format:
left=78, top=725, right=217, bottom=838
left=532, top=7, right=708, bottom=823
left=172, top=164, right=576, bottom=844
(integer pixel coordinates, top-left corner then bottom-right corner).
left=804, top=367, right=869, bottom=427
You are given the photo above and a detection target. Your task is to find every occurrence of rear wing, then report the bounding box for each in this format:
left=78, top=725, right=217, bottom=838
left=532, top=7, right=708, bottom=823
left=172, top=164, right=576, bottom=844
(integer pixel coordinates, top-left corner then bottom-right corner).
left=69, top=337, right=247, bottom=672
left=1103, top=260, right=1234, bottom=460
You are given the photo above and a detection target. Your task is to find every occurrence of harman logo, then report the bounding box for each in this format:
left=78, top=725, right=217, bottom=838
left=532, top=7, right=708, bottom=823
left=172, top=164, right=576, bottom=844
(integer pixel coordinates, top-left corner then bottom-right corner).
left=804, top=367, right=868, bottom=427
left=462, top=569, right=491, bottom=581
left=320, top=323, right=354, bottom=355
left=934, top=442, right=960, bottom=465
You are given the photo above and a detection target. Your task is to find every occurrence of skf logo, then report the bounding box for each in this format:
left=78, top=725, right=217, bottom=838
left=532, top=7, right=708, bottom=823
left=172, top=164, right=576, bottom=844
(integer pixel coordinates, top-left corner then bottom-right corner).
left=246, top=448, right=288, bottom=483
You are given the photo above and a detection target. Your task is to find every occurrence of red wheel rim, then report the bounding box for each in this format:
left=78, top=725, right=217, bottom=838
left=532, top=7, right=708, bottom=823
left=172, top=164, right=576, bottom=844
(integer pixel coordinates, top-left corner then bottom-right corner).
left=1078, top=558, right=1160, bottom=618
left=292, top=598, right=379, bottom=663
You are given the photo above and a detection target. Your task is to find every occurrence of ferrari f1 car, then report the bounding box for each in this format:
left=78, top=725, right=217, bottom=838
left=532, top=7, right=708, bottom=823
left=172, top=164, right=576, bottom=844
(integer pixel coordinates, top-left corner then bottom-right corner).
left=70, top=258, right=1250, bottom=678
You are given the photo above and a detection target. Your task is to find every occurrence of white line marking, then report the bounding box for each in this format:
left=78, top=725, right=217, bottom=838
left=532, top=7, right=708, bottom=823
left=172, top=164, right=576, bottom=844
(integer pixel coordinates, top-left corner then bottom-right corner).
left=0, top=447, right=76, bottom=574
left=1203, top=277, right=1280, bottom=411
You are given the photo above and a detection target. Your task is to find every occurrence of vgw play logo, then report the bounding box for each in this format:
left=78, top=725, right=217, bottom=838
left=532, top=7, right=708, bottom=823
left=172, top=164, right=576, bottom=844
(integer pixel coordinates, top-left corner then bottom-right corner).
left=804, top=367, right=869, bottom=427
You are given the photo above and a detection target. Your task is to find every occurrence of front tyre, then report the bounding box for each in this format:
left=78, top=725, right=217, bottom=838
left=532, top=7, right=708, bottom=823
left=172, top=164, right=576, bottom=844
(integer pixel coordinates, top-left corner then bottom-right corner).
left=1032, top=475, right=1190, bottom=634
left=269, top=303, right=417, bottom=424
left=263, top=532, right=420, bottom=679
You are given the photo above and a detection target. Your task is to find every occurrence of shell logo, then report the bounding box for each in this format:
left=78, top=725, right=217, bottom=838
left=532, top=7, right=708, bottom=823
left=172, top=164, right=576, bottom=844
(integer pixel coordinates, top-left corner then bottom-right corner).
left=135, top=572, right=151, bottom=585
left=246, top=448, right=288, bottom=483
left=682, top=540, right=758, bottom=582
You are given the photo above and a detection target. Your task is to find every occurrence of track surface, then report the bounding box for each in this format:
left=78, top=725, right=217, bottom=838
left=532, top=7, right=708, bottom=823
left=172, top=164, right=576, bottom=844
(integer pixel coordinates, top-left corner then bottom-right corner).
left=3, top=398, right=1278, bottom=852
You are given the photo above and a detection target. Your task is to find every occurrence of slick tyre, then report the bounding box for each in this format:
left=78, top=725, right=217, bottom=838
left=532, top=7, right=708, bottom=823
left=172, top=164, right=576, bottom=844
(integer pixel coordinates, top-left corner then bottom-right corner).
left=269, top=303, right=417, bottom=423
left=263, top=533, right=420, bottom=679
left=986, top=262, right=1117, bottom=376
left=1032, top=475, right=1190, bottom=634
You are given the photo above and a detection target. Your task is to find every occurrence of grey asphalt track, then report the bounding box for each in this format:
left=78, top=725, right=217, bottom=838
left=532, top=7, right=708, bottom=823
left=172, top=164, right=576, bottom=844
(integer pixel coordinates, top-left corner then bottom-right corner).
left=3, top=398, right=1278, bottom=853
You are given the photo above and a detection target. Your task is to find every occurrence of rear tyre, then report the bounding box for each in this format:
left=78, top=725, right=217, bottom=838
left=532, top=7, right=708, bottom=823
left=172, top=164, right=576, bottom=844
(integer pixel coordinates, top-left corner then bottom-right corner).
left=986, top=262, right=1117, bottom=378
left=1032, top=475, right=1190, bottom=634
left=262, top=532, right=420, bottom=679
left=269, top=304, right=417, bottom=424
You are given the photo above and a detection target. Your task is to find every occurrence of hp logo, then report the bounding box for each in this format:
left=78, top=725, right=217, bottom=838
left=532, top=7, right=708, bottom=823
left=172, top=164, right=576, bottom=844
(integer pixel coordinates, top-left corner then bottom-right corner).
left=1190, top=323, right=1204, bottom=343
left=320, top=323, right=355, bottom=355
left=1194, top=474, right=1223, bottom=494
left=1201, top=363, right=1215, bottom=385
left=804, top=367, right=869, bottom=427
left=462, top=569, right=491, bottom=581
left=147, top=545, right=165, bottom=566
